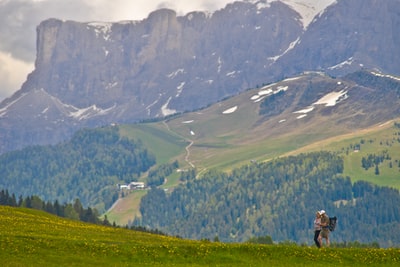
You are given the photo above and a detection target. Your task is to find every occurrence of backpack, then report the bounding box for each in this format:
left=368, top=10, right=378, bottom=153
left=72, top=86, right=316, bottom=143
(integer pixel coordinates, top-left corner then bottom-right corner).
left=328, top=216, right=337, bottom=231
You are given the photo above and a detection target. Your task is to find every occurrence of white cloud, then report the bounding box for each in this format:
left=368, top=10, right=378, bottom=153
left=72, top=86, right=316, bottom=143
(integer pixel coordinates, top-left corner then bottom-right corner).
left=89, top=0, right=229, bottom=22
left=0, top=52, right=34, bottom=100
left=0, top=0, right=232, bottom=101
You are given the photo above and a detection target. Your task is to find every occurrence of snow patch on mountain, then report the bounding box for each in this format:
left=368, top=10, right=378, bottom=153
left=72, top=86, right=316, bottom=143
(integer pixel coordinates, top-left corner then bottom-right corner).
left=314, top=90, right=348, bottom=106
left=0, top=87, right=116, bottom=121
left=0, top=93, right=28, bottom=117
left=328, top=57, right=354, bottom=70
left=87, top=22, right=112, bottom=41
left=294, top=106, right=315, bottom=114
left=69, top=104, right=115, bottom=121
left=167, top=69, right=185, bottom=79
left=246, top=0, right=336, bottom=29
left=279, top=0, right=337, bottom=29
left=268, top=37, right=300, bottom=62
left=176, top=82, right=185, bottom=97
left=371, top=72, right=400, bottom=82
left=292, top=89, right=347, bottom=119
left=223, top=106, right=238, bottom=114
left=161, top=97, right=177, bottom=116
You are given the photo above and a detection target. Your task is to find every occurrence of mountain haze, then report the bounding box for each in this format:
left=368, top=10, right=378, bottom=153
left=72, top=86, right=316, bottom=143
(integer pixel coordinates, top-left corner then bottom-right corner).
left=1, top=0, right=399, bottom=154
left=1, top=69, right=400, bottom=245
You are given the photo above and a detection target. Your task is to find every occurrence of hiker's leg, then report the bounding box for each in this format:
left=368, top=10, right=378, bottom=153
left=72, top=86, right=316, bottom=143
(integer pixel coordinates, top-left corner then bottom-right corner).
left=314, top=231, right=320, bottom=248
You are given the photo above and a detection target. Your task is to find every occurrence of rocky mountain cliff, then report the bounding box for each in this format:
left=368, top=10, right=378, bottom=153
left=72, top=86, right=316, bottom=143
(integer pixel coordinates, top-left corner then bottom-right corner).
left=0, top=0, right=399, bottom=154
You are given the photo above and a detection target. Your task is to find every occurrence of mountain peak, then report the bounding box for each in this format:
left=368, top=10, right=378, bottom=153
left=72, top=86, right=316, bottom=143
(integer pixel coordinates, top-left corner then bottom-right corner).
left=0, top=0, right=399, bottom=154
left=280, top=0, right=337, bottom=29
left=243, top=0, right=337, bottom=29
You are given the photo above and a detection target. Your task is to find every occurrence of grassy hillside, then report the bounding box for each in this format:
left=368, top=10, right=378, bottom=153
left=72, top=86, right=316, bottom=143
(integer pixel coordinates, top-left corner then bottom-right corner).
left=108, top=73, right=400, bottom=225
left=1, top=205, right=399, bottom=267
left=119, top=123, right=188, bottom=165
left=114, top=72, right=400, bottom=180
left=118, top=110, right=400, bottom=189
left=110, top=117, right=400, bottom=226
left=283, top=120, right=400, bottom=189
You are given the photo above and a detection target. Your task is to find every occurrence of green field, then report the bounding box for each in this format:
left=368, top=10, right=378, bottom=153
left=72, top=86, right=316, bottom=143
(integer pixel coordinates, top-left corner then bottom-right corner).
left=283, top=121, right=400, bottom=189
left=119, top=123, right=188, bottom=165
left=1, top=206, right=399, bottom=266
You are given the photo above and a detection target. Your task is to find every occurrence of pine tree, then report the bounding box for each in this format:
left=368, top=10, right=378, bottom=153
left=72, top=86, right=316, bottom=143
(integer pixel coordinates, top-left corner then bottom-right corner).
left=375, top=164, right=380, bottom=175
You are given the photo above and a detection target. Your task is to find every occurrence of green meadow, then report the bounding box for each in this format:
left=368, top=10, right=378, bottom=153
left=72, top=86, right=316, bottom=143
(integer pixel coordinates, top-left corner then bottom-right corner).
left=119, top=116, right=400, bottom=189
left=283, top=120, right=400, bottom=189
left=1, top=206, right=399, bottom=266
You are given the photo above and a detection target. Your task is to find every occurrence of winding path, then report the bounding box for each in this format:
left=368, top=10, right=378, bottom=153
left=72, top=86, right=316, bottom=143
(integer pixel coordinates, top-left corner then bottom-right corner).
left=162, top=121, right=195, bottom=168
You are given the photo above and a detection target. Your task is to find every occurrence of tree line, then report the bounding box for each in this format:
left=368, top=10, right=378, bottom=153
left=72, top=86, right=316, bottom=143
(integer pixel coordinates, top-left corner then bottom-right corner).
left=0, top=189, right=172, bottom=237
left=0, top=189, right=101, bottom=224
left=345, top=70, right=400, bottom=96
left=0, top=126, right=156, bottom=213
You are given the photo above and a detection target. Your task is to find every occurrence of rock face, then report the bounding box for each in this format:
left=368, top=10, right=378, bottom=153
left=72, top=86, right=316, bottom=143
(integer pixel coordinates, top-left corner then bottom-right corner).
left=29, top=2, right=301, bottom=116
left=276, top=0, right=400, bottom=77
left=0, top=0, right=399, bottom=154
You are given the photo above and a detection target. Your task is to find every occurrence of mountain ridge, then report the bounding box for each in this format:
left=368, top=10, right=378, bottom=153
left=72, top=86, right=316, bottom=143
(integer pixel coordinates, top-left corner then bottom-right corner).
left=1, top=0, right=399, bottom=154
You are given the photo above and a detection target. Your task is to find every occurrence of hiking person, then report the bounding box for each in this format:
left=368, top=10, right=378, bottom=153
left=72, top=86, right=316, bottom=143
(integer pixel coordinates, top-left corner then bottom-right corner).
left=313, top=211, right=322, bottom=248
left=319, top=210, right=330, bottom=247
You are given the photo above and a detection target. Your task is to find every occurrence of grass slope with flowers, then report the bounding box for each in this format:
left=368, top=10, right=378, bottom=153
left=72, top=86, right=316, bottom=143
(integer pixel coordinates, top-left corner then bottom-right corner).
left=1, top=205, right=399, bottom=267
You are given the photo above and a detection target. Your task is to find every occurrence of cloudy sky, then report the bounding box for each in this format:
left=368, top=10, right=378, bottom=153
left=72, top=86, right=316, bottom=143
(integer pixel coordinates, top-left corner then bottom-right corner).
left=0, top=0, right=234, bottom=101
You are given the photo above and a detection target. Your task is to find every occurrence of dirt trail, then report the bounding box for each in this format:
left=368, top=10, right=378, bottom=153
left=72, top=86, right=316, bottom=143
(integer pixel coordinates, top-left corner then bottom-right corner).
left=162, top=121, right=195, bottom=168
left=185, top=140, right=195, bottom=168
left=106, top=197, right=121, bottom=213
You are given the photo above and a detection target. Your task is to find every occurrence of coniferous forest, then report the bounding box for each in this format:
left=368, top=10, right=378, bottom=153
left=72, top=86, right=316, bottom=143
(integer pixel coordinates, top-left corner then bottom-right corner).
left=0, top=125, right=399, bottom=247
left=135, top=152, right=400, bottom=247
left=0, top=127, right=156, bottom=212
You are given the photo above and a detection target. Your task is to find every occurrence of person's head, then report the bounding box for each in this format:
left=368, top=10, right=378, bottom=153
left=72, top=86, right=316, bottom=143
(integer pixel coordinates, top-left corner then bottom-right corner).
left=316, top=211, right=321, bottom=217
left=320, top=210, right=326, bottom=215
